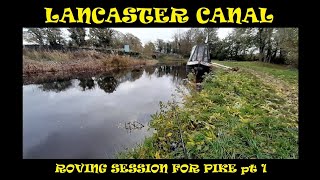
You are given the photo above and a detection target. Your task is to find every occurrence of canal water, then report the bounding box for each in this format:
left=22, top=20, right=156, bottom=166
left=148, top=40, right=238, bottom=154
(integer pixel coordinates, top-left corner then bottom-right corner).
left=23, top=63, right=188, bottom=159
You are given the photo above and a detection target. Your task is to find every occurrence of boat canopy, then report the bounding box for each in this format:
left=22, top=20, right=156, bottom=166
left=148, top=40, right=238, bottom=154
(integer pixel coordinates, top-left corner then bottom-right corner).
left=188, top=44, right=211, bottom=63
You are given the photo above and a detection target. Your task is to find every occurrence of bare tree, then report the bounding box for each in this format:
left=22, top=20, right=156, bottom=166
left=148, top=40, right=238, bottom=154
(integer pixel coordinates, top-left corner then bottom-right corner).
left=88, top=28, right=114, bottom=48
left=68, top=28, right=86, bottom=47
left=45, top=28, right=65, bottom=46
left=143, top=41, right=156, bottom=54
left=24, top=28, right=46, bottom=46
left=155, top=39, right=165, bottom=53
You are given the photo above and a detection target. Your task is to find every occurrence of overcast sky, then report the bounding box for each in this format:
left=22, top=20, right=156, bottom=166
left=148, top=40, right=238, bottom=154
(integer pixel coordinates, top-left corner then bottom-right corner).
left=23, top=28, right=233, bottom=45
left=112, top=28, right=233, bottom=45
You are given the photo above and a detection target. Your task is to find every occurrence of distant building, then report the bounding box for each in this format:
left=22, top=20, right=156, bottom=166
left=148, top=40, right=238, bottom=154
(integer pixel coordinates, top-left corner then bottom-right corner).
left=124, top=45, right=130, bottom=53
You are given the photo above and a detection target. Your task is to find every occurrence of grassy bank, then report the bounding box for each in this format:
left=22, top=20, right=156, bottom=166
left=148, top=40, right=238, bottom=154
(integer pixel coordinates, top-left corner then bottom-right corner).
left=23, top=49, right=158, bottom=75
left=214, top=61, right=298, bottom=85
left=118, top=61, right=298, bottom=159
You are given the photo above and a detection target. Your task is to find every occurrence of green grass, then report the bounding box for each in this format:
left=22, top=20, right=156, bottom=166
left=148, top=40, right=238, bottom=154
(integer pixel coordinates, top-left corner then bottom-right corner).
left=214, top=61, right=298, bottom=85
left=118, top=67, right=298, bottom=159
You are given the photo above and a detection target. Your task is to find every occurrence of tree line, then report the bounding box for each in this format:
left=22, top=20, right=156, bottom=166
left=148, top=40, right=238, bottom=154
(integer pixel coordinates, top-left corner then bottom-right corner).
left=24, top=27, right=298, bottom=67
left=24, top=28, right=144, bottom=52
left=163, top=28, right=298, bottom=67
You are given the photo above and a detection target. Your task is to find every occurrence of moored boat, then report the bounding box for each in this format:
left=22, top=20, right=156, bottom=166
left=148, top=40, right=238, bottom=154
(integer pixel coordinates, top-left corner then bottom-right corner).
left=186, top=39, right=212, bottom=81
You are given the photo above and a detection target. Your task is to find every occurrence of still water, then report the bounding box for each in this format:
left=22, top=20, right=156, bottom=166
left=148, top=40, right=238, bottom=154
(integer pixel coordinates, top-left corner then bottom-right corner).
left=23, top=64, right=187, bottom=159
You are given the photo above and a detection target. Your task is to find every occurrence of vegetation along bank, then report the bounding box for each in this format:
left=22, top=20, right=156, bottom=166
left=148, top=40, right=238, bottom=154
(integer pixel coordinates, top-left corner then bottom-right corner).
left=119, top=61, right=298, bottom=159
left=23, top=48, right=157, bottom=75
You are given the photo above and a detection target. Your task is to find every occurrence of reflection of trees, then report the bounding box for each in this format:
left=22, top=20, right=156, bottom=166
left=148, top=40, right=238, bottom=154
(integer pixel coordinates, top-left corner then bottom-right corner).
left=97, top=76, right=119, bottom=93
left=95, top=69, right=143, bottom=93
left=156, top=66, right=166, bottom=77
left=116, top=71, right=132, bottom=83
left=39, top=80, right=72, bottom=92
left=78, top=78, right=95, bottom=91
left=129, top=69, right=143, bottom=82
left=111, top=69, right=143, bottom=83
left=156, top=65, right=187, bottom=81
left=144, top=66, right=156, bottom=76
left=175, top=66, right=187, bottom=79
left=36, top=64, right=188, bottom=94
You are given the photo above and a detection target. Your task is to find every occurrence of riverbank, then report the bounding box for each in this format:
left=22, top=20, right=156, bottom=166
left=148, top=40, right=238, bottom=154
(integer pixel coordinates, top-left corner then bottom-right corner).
left=23, top=49, right=158, bottom=76
left=118, top=61, right=298, bottom=159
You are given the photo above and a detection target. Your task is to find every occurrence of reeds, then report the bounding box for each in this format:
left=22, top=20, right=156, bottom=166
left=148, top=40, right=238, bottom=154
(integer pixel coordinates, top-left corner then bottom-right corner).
left=23, top=49, right=157, bottom=75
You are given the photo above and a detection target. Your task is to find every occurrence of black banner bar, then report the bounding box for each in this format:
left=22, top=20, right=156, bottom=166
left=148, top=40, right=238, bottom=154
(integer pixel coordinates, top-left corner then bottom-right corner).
left=20, top=159, right=304, bottom=177
left=17, top=0, right=301, bottom=27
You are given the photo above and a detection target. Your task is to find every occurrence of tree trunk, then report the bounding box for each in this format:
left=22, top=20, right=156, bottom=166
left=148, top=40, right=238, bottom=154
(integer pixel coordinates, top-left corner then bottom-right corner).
left=258, top=28, right=265, bottom=62
left=271, top=48, right=278, bottom=63
left=259, top=46, right=265, bottom=62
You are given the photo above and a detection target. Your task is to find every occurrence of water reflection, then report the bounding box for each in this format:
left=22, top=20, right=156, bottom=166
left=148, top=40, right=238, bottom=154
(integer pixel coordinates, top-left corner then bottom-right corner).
left=33, top=65, right=187, bottom=94
left=97, top=76, right=119, bottom=94
left=78, top=78, right=95, bottom=91
left=39, top=80, right=72, bottom=92
left=23, top=63, right=188, bottom=159
left=144, top=66, right=156, bottom=76
left=130, top=69, right=144, bottom=82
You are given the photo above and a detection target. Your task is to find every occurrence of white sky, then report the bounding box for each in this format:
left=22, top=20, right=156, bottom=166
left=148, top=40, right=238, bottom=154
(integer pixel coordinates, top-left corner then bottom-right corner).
left=23, top=28, right=233, bottom=45
left=112, top=28, right=232, bottom=45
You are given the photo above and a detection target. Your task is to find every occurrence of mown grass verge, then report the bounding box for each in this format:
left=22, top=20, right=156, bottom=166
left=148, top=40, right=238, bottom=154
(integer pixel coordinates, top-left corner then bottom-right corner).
left=118, top=66, right=298, bottom=159
left=214, top=61, right=298, bottom=85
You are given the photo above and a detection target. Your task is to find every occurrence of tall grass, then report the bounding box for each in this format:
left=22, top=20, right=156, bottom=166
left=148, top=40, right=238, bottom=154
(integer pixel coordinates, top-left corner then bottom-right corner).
left=23, top=49, right=157, bottom=74
left=23, top=49, right=72, bottom=61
